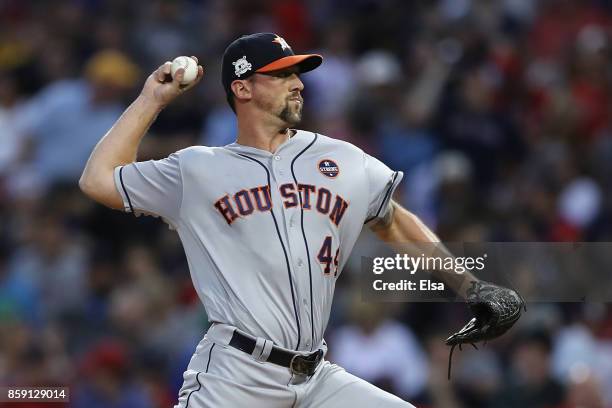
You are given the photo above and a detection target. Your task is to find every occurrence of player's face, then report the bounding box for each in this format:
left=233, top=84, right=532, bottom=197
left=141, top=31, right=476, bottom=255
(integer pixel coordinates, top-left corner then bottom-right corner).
left=251, top=66, right=304, bottom=126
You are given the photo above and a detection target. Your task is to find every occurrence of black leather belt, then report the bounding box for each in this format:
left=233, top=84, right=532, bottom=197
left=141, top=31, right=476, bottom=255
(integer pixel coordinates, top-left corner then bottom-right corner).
left=229, top=330, right=323, bottom=376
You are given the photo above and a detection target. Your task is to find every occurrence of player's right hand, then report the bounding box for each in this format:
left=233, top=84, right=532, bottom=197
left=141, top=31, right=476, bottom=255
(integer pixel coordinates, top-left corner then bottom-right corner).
left=140, top=56, right=204, bottom=109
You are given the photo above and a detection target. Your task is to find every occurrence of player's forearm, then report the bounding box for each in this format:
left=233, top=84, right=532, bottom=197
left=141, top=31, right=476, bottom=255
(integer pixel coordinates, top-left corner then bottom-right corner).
left=372, top=202, right=478, bottom=298
left=79, top=94, right=162, bottom=207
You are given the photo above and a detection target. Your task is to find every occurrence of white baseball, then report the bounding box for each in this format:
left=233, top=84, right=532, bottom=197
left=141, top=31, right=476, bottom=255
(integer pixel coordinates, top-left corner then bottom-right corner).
left=171, top=56, right=198, bottom=85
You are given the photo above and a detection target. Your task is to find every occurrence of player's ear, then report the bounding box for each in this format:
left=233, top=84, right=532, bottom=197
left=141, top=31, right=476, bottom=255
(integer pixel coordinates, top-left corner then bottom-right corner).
left=231, top=79, right=252, bottom=103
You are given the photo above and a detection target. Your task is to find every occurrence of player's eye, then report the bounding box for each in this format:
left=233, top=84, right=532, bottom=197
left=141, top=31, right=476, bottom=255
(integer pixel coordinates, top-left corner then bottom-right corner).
left=258, top=70, right=299, bottom=79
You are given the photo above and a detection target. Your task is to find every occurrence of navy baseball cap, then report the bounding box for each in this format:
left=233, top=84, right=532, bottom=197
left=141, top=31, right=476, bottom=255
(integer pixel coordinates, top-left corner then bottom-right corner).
left=222, top=33, right=322, bottom=98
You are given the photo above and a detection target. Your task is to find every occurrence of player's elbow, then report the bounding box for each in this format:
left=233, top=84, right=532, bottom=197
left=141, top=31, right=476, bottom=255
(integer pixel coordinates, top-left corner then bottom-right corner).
left=79, top=172, right=100, bottom=200
left=78, top=173, right=94, bottom=197
left=79, top=171, right=123, bottom=210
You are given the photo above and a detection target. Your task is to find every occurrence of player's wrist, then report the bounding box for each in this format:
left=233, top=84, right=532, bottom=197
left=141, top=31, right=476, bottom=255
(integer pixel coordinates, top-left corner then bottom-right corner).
left=136, top=92, right=166, bottom=113
left=457, top=275, right=479, bottom=300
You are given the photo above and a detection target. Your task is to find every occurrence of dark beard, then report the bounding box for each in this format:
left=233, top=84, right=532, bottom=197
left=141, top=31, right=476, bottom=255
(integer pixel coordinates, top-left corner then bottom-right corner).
left=279, top=101, right=302, bottom=126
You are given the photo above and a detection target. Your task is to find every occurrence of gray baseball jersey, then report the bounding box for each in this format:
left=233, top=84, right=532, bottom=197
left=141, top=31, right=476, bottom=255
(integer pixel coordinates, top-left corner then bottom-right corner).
left=114, top=130, right=402, bottom=352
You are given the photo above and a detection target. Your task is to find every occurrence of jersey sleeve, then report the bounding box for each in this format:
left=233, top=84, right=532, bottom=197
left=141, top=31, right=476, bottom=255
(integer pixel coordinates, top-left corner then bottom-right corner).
left=113, top=152, right=183, bottom=227
left=364, top=152, right=403, bottom=223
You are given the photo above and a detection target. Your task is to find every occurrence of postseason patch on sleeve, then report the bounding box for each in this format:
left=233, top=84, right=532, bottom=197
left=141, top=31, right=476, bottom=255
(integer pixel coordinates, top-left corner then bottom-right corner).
left=318, top=159, right=340, bottom=178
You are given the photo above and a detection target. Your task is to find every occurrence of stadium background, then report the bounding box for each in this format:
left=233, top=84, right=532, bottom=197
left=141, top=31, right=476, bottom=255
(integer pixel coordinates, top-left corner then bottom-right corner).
left=1, top=0, right=612, bottom=407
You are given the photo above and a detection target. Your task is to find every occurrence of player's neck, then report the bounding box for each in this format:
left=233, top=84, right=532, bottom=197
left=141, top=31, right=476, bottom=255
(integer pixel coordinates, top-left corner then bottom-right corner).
left=235, top=118, right=292, bottom=153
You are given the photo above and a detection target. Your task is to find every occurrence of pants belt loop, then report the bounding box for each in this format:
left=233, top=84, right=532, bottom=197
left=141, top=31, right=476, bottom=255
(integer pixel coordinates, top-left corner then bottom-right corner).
left=260, top=339, right=273, bottom=362
left=252, top=337, right=266, bottom=360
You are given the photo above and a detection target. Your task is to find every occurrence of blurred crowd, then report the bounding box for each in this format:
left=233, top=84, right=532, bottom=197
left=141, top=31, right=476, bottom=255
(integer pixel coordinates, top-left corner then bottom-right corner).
left=1, top=0, right=612, bottom=407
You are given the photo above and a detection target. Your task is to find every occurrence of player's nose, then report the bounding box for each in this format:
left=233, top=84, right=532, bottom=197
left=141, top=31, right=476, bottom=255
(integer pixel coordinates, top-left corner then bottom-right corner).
left=289, top=73, right=304, bottom=92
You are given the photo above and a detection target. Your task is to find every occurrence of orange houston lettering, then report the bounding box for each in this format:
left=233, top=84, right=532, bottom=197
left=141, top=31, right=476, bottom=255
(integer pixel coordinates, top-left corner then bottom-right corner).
left=214, top=195, right=239, bottom=224
left=280, top=183, right=298, bottom=208
left=249, top=186, right=272, bottom=211
left=234, top=190, right=254, bottom=216
left=316, top=187, right=332, bottom=214
left=329, top=196, right=349, bottom=226
left=215, top=183, right=349, bottom=226
left=297, top=184, right=316, bottom=209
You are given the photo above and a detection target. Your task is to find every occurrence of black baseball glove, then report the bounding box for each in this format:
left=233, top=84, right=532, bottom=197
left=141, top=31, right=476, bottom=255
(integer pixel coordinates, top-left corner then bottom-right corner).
left=445, top=280, right=526, bottom=379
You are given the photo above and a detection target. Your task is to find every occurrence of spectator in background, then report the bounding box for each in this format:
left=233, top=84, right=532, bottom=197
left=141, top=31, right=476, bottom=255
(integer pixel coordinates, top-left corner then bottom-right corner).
left=453, top=347, right=503, bottom=408
left=198, top=97, right=237, bottom=147
left=0, top=238, right=40, bottom=325
left=0, top=71, right=27, bottom=176
left=569, top=25, right=611, bottom=141
left=72, top=340, right=152, bottom=408
left=430, top=151, right=477, bottom=237
left=304, top=21, right=356, bottom=126
left=437, top=61, right=524, bottom=189
left=379, top=36, right=450, bottom=181
left=493, top=329, right=566, bottom=408
left=7, top=209, right=87, bottom=324
left=0, top=69, right=46, bottom=202
left=421, top=332, right=462, bottom=408
left=133, top=0, right=201, bottom=69
left=0, top=321, right=33, bottom=384
left=552, top=306, right=612, bottom=407
left=15, top=50, right=139, bottom=189
left=347, top=49, right=405, bottom=153
left=562, top=373, right=606, bottom=408
left=330, top=298, right=429, bottom=400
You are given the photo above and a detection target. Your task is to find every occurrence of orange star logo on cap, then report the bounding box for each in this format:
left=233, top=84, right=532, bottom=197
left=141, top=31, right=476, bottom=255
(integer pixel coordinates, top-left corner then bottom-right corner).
left=272, top=36, right=291, bottom=51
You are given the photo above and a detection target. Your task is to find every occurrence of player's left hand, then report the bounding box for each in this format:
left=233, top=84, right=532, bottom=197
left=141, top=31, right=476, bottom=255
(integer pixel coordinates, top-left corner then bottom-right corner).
left=445, top=280, right=526, bottom=379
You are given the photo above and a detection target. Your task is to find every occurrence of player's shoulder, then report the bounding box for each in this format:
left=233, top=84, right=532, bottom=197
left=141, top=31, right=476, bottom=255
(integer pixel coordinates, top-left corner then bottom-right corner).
left=297, top=130, right=365, bottom=158
left=172, top=145, right=230, bottom=161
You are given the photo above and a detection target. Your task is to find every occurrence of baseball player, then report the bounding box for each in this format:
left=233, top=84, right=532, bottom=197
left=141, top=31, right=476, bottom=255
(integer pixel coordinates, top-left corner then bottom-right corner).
left=80, top=33, right=524, bottom=407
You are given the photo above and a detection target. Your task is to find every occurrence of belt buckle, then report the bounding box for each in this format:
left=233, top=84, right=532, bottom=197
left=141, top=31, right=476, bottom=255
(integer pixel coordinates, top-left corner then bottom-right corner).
left=289, top=350, right=323, bottom=376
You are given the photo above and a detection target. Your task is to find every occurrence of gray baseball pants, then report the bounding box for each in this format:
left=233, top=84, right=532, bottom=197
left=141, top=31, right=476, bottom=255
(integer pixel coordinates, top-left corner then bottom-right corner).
left=174, top=323, right=415, bottom=408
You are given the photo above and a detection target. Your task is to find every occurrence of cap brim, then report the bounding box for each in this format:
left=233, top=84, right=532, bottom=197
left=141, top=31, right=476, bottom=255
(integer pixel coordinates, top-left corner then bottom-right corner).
left=256, top=54, right=322, bottom=74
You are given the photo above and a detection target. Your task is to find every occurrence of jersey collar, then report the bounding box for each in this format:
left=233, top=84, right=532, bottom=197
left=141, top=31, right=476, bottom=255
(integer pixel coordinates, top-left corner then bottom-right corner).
left=224, top=129, right=307, bottom=156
